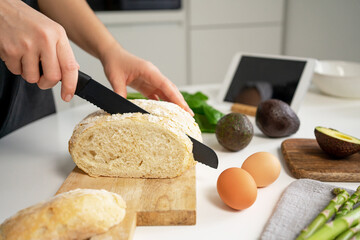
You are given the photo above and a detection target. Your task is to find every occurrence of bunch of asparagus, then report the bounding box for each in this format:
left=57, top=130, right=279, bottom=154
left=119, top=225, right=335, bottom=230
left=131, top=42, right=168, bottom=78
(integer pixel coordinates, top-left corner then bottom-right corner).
left=296, top=186, right=360, bottom=240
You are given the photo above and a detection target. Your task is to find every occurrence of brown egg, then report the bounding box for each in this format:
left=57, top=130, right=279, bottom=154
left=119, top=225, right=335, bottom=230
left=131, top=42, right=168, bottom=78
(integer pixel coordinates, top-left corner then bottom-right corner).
left=217, top=168, right=257, bottom=210
left=241, top=152, right=281, bottom=188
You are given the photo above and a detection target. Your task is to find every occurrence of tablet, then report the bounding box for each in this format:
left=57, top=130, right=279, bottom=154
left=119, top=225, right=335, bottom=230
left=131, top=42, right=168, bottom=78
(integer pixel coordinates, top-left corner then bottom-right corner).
left=217, top=52, right=316, bottom=113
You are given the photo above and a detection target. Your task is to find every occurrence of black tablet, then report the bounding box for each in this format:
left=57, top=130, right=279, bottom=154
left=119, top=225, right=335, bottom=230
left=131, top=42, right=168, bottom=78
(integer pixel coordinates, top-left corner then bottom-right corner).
left=217, top=53, right=316, bottom=112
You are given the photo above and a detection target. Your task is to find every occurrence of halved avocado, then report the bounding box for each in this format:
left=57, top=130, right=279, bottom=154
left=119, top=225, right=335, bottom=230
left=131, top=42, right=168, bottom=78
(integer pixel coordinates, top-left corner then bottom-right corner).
left=314, top=126, right=360, bottom=158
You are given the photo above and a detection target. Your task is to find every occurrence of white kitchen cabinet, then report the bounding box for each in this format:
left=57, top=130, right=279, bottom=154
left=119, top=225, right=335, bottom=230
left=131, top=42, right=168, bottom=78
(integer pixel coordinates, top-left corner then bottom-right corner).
left=187, top=0, right=284, bottom=84
left=189, top=0, right=284, bottom=26
left=190, top=26, right=282, bottom=84
left=107, top=23, right=186, bottom=86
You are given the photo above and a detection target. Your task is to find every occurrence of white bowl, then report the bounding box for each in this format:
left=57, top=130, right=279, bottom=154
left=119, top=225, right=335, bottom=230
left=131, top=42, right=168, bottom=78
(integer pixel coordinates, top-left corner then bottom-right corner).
left=313, top=60, right=360, bottom=99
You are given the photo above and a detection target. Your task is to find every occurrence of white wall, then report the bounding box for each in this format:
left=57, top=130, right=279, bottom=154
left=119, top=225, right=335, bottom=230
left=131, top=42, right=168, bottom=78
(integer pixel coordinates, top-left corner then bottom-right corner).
left=283, top=0, right=360, bottom=62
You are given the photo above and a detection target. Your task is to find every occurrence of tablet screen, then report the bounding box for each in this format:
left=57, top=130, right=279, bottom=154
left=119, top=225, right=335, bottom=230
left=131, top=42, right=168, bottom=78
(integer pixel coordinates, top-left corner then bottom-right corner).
left=223, top=56, right=307, bottom=106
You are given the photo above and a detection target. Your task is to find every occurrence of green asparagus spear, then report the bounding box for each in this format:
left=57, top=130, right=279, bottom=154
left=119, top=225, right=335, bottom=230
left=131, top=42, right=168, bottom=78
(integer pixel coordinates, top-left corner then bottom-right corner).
left=307, top=205, right=360, bottom=240
left=336, top=186, right=360, bottom=219
left=296, top=188, right=350, bottom=240
left=335, top=222, right=360, bottom=240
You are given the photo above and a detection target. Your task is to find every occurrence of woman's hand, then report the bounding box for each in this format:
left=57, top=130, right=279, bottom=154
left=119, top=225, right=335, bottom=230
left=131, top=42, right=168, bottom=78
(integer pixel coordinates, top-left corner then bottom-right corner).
left=0, top=0, right=79, bottom=102
left=35, top=0, right=192, bottom=114
left=100, top=43, right=193, bottom=116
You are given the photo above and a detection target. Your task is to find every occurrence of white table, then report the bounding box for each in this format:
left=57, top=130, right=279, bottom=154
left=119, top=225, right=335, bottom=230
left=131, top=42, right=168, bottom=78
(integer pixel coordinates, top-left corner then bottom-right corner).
left=1, top=84, right=359, bottom=239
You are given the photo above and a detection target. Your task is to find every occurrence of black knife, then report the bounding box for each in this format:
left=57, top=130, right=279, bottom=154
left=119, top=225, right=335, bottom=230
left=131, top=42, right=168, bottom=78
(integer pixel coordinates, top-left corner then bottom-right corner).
left=74, top=71, right=218, bottom=169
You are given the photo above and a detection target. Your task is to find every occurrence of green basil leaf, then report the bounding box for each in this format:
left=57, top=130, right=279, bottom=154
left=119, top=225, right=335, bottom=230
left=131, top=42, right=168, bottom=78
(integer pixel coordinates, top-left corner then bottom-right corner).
left=203, top=104, right=225, bottom=125
left=193, top=113, right=217, bottom=133
left=193, top=91, right=209, bottom=101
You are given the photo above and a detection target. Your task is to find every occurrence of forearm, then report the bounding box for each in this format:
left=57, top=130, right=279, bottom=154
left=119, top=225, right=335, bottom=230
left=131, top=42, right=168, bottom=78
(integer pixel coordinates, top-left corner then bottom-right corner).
left=37, top=0, right=118, bottom=60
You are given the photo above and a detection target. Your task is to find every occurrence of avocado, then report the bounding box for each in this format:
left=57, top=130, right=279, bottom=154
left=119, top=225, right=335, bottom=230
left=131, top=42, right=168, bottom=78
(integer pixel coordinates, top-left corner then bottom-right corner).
left=314, top=126, right=360, bottom=158
left=256, top=99, right=300, bottom=138
left=215, top=113, right=254, bottom=151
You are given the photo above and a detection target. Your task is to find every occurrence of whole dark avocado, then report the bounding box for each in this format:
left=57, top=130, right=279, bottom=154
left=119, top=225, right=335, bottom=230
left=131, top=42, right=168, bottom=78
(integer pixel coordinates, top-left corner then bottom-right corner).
left=215, top=113, right=254, bottom=151
left=256, top=99, right=300, bottom=138
left=314, top=126, right=360, bottom=158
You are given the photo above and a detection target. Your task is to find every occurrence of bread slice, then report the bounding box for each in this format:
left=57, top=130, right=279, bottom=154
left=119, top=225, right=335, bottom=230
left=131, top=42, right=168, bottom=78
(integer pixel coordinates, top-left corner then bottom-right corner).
left=69, top=99, right=202, bottom=178
left=0, top=189, right=126, bottom=240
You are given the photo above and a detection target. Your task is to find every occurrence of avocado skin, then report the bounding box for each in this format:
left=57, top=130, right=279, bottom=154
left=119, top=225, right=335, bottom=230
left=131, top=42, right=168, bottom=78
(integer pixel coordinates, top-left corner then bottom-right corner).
left=215, top=113, right=254, bottom=152
left=256, top=99, right=300, bottom=138
left=314, top=127, right=360, bottom=158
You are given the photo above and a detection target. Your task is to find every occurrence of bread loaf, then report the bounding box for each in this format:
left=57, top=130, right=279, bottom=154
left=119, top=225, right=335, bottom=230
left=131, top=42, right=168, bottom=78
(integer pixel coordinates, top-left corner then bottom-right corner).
left=0, top=189, right=126, bottom=240
left=69, top=99, right=202, bottom=178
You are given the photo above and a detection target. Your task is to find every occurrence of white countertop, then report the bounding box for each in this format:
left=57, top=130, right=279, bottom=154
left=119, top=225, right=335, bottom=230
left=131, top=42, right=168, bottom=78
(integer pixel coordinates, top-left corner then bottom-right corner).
left=1, top=84, right=359, bottom=239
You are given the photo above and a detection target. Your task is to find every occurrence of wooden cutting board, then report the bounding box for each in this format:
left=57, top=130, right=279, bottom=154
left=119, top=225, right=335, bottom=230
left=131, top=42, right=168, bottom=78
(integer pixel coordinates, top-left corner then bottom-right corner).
left=56, top=167, right=196, bottom=240
left=282, top=138, right=360, bottom=182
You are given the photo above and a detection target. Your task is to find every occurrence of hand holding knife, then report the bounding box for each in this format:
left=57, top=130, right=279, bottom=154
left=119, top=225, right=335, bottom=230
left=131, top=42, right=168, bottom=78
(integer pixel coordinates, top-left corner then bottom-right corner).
left=39, top=64, right=218, bottom=169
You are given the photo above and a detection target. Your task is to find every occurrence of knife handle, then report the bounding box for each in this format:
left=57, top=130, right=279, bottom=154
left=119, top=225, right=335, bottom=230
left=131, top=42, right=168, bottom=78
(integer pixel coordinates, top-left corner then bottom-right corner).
left=39, top=62, right=91, bottom=95
left=76, top=71, right=92, bottom=95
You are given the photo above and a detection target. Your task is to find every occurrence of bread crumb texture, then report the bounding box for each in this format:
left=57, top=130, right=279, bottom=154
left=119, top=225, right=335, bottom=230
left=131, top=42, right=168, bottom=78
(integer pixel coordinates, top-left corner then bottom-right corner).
left=69, top=99, right=202, bottom=178
left=0, top=189, right=126, bottom=240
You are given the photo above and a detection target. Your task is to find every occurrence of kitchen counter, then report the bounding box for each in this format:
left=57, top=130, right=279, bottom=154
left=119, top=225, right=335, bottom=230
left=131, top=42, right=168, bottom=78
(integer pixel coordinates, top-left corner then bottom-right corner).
left=1, top=84, right=359, bottom=239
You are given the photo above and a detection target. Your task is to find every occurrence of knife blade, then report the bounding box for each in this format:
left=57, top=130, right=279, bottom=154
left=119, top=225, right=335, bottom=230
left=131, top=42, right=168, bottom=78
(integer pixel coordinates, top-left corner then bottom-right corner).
left=75, top=71, right=218, bottom=169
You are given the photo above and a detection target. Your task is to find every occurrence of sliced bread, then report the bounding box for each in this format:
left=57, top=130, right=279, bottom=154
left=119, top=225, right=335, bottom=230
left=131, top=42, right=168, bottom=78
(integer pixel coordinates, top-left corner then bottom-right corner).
left=69, top=99, right=202, bottom=178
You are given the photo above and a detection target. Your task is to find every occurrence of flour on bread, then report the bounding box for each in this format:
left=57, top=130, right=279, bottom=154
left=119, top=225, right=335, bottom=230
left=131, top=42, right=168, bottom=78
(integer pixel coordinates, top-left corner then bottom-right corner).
left=69, top=99, right=202, bottom=178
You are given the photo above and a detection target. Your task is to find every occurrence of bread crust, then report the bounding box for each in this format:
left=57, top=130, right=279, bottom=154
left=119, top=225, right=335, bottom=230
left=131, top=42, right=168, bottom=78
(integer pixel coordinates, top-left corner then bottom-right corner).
left=0, top=189, right=126, bottom=240
left=69, top=100, right=202, bottom=178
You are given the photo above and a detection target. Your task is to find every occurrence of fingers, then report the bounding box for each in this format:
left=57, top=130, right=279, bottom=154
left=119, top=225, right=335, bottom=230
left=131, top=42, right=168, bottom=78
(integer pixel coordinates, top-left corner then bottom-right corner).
left=0, top=2, right=79, bottom=103
left=149, top=71, right=194, bottom=116
left=3, top=57, right=22, bottom=75
left=0, top=38, right=22, bottom=75
left=156, top=86, right=194, bottom=116
left=114, top=80, right=128, bottom=98
left=147, top=93, right=160, bottom=101
left=100, top=48, right=192, bottom=115
left=127, top=60, right=194, bottom=116
left=38, top=36, right=61, bottom=89
left=107, top=71, right=128, bottom=98
left=21, top=54, right=40, bottom=84
left=56, top=32, right=79, bottom=102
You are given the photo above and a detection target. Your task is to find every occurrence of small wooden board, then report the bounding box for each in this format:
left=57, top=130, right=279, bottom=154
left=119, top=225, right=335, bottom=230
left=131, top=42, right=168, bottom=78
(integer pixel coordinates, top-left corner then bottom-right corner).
left=56, top=167, right=196, bottom=239
left=231, top=103, right=257, bottom=116
left=281, top=138, right=360, bottom=182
